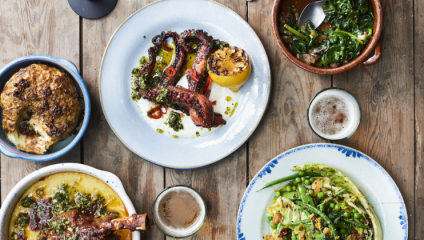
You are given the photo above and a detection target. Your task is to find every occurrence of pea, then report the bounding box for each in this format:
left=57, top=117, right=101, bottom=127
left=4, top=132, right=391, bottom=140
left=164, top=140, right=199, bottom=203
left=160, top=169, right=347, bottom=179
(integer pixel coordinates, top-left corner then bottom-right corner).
left=354, top=213, right=361, bottom=219
left=270, top=223, right=277, bottom=229
left=308, top=190, right=314, bottom=195
left=275, top=191, right=281, bottom=197
left=360, top=217, right=365, bottom=223
left=268, top=216, right=273, bottom=220
left=304, top=179, right=311, bottom=185
left=329, top=203, right=335, bottom=208
left=292, top=186, right=297, bottom=191
left=295, top=177, right=301, bottom=183
left=340, top=229, right=347, bottom=234
left=344, top=211, right=351, bottom=218
left=286, top=186, right=292, bottom=192
left=299, top=171, right=305, bottom=176
left=352, top=209, right=358, bottom=213
left=301, top=177, right=306, bottom=182
left=317, top=192, right=325, bottom=199
left=334, top=204, right=341, bottom=211
left=341, top=201, right=347, bottom=208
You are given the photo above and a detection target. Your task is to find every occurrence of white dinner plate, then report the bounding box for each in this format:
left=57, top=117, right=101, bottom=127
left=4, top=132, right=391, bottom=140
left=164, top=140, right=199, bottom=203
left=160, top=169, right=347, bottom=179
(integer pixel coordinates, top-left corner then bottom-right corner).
left=99, top=0, right=270, bottom=169
left=237, top=143, right=407, bottom=240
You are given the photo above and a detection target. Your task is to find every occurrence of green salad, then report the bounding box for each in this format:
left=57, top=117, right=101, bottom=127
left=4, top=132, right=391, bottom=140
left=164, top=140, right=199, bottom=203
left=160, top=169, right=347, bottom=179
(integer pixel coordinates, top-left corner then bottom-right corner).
left=279, top=0, right=375, bottom=68
left=262, top=164, right=382, bottom=240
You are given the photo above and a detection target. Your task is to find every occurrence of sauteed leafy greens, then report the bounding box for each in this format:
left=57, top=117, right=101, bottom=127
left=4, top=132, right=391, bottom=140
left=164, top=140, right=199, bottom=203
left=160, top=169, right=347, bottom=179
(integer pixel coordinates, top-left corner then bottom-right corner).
left=279, top=0, right=375, bottom=68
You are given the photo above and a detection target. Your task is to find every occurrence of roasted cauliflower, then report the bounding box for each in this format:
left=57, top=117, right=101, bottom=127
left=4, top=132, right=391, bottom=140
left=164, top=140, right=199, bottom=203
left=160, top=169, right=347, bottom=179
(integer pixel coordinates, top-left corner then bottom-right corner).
left=0, top=64, right=82, bottom=154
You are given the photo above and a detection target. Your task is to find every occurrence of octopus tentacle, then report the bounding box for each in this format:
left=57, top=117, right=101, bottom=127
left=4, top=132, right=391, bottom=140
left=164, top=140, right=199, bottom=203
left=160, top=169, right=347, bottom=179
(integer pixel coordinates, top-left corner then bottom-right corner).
left=139, top=32, right=166, bottom=77
left=159, top=32, right=187, bottom=87
left=178, top=29, right=214, bottom=93
left=138, top=86, right=226, bottom=128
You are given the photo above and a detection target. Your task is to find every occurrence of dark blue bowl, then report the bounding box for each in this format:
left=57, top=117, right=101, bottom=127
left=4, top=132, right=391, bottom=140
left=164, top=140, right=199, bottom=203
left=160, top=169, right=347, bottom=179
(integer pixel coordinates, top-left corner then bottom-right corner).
left=0, top=55, right=91, bottom=161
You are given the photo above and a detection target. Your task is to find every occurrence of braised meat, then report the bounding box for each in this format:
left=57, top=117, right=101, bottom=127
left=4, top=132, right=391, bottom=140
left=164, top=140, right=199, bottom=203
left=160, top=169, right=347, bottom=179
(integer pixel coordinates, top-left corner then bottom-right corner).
left=38, top=211, right=147, bottom=240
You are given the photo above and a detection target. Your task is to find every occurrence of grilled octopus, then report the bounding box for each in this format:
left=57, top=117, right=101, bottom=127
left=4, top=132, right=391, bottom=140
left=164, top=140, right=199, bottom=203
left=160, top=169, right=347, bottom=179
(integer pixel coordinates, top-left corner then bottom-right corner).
left=179, top=29, right=214, bottom=93
left=136, top=30, right=226, bottom=128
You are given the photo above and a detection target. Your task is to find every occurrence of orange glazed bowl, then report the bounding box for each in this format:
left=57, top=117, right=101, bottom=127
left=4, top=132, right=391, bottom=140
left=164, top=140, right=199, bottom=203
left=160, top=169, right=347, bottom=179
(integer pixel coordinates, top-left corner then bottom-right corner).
left=272, top=0, right=383, bottom=75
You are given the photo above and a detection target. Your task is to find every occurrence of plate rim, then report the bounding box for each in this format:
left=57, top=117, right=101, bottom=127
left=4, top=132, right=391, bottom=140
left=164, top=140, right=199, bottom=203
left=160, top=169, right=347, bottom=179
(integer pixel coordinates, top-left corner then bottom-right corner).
left=98, top=0, right=271, bottom=169
left=236, top=143, right=408, bottom=240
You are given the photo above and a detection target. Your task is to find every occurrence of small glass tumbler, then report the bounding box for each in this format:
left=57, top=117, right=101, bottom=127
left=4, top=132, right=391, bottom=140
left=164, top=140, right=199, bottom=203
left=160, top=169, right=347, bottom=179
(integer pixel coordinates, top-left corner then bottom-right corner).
left=307, top=87, right=361, bottom=141
left=152, top=185, right=207, bottom=239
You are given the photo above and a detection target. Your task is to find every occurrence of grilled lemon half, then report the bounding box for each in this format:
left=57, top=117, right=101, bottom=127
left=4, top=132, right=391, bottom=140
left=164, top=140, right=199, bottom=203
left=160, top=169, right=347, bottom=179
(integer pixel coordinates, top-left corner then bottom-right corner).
left=207, top=46, right=251, bottom=92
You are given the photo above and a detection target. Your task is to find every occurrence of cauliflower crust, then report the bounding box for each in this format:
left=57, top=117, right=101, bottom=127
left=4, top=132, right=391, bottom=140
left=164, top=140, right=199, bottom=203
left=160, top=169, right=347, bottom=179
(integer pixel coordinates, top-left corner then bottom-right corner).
left=0, top=64, right=82, bottom=154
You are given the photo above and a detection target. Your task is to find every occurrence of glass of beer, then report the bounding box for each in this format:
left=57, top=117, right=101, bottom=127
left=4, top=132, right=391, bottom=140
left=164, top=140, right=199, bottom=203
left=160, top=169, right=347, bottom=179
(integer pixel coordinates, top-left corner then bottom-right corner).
left=307, top=88, right=361, bottom=141
left=152, top=185, right=207, bottom=238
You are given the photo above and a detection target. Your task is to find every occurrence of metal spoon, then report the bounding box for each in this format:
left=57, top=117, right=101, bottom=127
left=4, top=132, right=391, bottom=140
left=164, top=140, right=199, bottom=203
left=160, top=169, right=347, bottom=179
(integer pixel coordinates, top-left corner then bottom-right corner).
left=298, top=0, right=327, bottom=28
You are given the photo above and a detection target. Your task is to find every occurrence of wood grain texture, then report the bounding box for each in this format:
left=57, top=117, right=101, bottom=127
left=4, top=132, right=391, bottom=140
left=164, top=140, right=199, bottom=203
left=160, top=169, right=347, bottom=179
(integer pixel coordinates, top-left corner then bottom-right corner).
left=164, top=1, right=247, bottom=239
left=247, top=0, right=330, bottom=179
left=81, top=1, right=164, bottom=239
left=333, top=0, right=415, bottom=239
left=415, top=0, right=424, bottom=238
left=0, top=0, right=81, bottom=204
left=0, top=0, right=422, bottom=239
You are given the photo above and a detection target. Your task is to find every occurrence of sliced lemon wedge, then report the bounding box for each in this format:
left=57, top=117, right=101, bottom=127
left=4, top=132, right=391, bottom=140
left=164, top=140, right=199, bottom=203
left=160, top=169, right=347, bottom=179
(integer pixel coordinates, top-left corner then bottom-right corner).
left=207, top=46, right=251, bottom=92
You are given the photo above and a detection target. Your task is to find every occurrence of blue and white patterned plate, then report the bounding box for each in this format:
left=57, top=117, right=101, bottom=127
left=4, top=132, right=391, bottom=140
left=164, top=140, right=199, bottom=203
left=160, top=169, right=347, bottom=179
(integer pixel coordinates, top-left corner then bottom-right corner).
left=99, top=0, right=270, bottom=169
left=237, top=143, right=407, bottom=240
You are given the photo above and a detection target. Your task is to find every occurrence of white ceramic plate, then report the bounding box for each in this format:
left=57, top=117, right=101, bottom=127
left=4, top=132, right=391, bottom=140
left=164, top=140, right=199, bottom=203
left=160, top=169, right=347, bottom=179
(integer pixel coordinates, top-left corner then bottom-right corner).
left=237, top=144, right=407, bottom=240
left=99, top=0, right=270, bottom=169
left=0, top=163, right=140, bottom=240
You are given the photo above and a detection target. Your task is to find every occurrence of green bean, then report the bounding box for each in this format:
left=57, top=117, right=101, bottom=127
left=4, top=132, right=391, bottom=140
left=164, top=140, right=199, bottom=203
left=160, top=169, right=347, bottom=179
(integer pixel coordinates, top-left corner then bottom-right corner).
left=337, top=221, right=355, bottom=232
left=291, top=230, right=296, bottom=240
left=284, top=24, right=309, bottom=40
left=341, top=219, right=371, bottom=229
left=328, top=212, right=344, bottom=221
left=257, top=173, right=299, bottom=192
left=318, top=188, right=349, bottom=212
left=257, top=172, right=322, bottom=191
left=276, top=222, right=284, bottom=235
left=298, top=184, right=315, bottom=207
left=281, top=192, right=299, bottom=200
left=303, top=210, right=311, bottom=216
left=288, top=219, right=312, bottom=226
left=303, top=209, right=311, bottom=217
left=295, top=201, right=338, bottom=240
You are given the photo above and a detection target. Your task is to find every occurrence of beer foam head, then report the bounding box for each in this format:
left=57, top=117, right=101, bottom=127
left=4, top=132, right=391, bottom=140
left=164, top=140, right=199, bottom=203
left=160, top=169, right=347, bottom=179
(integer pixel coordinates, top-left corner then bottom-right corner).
left=308, top=89, right=360, bottom=140
left=153, top=186, right=206, bottom=237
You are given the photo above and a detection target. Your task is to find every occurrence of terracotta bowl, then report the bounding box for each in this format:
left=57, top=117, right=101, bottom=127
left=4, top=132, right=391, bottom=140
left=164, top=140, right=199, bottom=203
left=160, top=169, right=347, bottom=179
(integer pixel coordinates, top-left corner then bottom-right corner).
left=272, top=0, right=383, bottom=74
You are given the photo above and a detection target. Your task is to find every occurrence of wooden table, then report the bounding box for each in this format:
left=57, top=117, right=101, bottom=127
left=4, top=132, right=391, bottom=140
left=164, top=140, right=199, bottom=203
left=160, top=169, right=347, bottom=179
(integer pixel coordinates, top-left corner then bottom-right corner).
left=0, top=0, right=420, bottom=239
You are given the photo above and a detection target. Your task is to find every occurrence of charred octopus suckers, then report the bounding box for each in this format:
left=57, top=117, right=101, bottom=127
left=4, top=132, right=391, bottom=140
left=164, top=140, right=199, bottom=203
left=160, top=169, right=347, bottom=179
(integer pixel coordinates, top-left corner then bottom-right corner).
left=0, top=64, right=82, bottom=154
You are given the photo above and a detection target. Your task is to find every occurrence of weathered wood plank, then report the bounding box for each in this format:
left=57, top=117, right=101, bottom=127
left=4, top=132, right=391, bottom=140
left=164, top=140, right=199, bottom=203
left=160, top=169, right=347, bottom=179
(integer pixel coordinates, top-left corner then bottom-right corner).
left=0, top=0, right=81, bottom=204
left=165, top=1, right=247, bottom=239
left=333, top=0, right=415, bottom=239
left=81, top=1, right=164, bottom=239
left=247, top=0, right=330, bottom=179
left=415, top=0, right=424, bottom=237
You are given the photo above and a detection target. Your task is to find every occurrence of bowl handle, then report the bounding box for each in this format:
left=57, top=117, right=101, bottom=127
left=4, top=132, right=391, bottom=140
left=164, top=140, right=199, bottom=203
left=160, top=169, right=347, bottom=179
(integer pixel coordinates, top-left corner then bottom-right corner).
left=362, top=42, right=381, bottom=66
left=0, top=144, right=19, bottom=158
